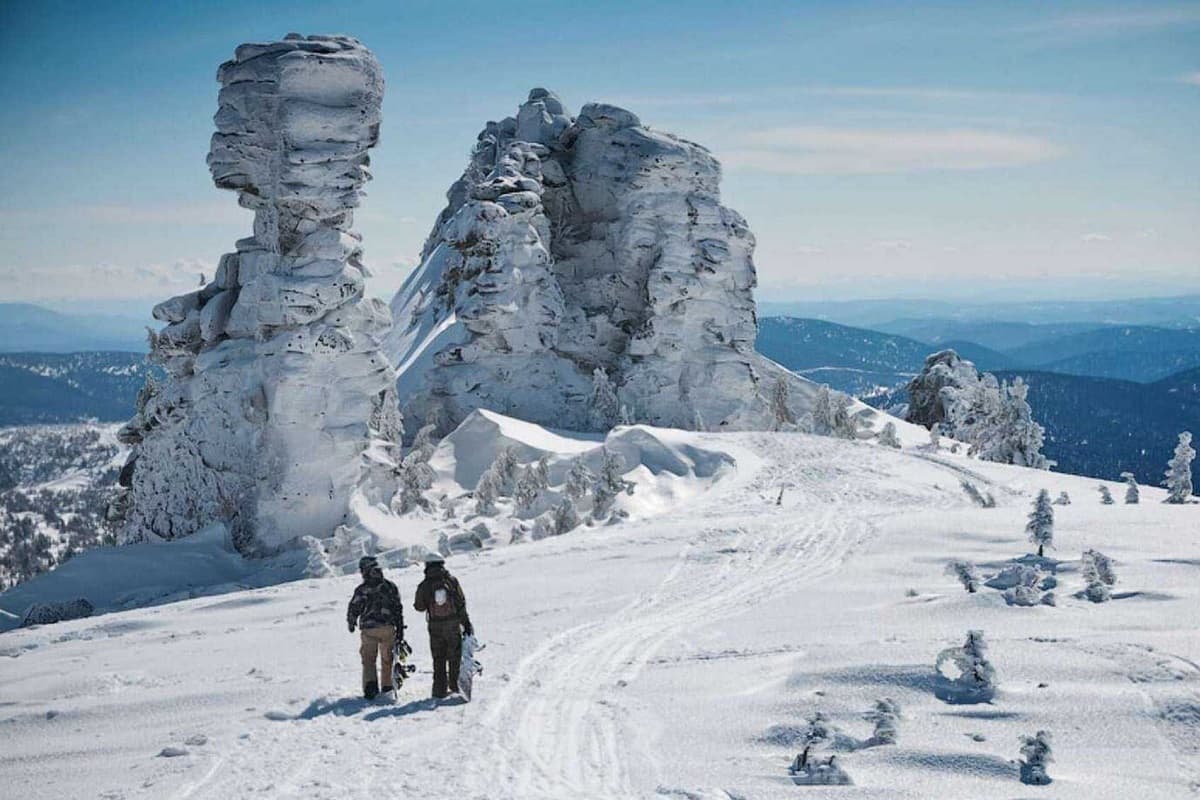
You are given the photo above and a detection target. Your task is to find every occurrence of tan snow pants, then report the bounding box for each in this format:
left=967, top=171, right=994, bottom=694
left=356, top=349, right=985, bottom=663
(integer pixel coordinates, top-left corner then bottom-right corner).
left=360, top=625, right=396, bottom=689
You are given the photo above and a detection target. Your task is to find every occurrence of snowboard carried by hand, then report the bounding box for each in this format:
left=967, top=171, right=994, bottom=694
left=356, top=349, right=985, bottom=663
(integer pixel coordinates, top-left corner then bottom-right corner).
left=392, top=637, right=416, bottom=689
left=458, top=635, right=484, bottom=701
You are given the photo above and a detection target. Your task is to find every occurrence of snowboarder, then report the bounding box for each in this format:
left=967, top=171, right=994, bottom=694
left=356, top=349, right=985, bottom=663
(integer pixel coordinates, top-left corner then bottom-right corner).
left=347, top=555, right=406, bottom=700
left=413, top=557, right=473, bottom=699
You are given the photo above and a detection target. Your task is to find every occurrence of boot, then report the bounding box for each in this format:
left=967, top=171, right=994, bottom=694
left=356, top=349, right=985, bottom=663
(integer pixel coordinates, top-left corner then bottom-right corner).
left=364, top=680, right=379, bottom=700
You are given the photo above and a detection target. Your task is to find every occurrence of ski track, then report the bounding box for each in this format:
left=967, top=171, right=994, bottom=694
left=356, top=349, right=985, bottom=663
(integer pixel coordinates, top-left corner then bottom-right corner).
left=459, top=435, right=923, bottom=799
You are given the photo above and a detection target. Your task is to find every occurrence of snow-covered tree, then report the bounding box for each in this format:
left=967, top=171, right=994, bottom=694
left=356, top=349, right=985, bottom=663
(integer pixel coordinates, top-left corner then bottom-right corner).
left=1121, top=472, right=1139, bottom=504
left=1097, top=484, right=1114, bottom=505
left=789, top=749, right=852, bottom=786
left=1026, top=489, right=1054, bottom=557
left=592, top=449, right=633, bottom=514
left=530, top=515, right=555, bottom=541
left=564, top=459, right=594, bottom=503
left=619, top=403, right=634, bottom=426
left=552, top=497, right=579, bottom=535
left=960, top=480, right=996, bottom=508
left=514, top=456, right=550, bottom=513
left=1164, top=431, right=1195, bottom=504
left=935, top=630, right=996, bottom=701
left=1081, top=548, right=1116, bottom=603
left=830, top=393, right=858, bottom=440
left=864, top=698, right=901, bottom=746
left=410, top=423, right=438, bottom=460
left=1019, top=730, right=1053, bottom=786
left=1053, top=491, right=1071, bottom=506
left=974, top=378, right=1048, bottom=469
left=771, top=377, right=796, bottom=431
left=393, top=451, right=436, bottom=514
left=877, top=422, right=901, bottom=449
left=945, top=560, right=980, bottom=593
left=812, top=385, right=835, bottom=437
left=301, top=535, right=334, bottom=578
left=587, top=367, right=620, bottom=431
left=1001, top=565, right=1050, bottom=607
left=474, top=467, right=502, bottom=515
left=929, top=423, right=941, bottom=450
left=494, top=446, right=520, bottom=494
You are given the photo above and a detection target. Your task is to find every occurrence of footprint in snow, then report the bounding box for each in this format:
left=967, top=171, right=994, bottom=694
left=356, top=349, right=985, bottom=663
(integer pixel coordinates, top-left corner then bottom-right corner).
left=184, top=734, right=207, bottom=746
left=158, top=746, right=189, bottom=758
left=264, top=710, right=292, bottom=721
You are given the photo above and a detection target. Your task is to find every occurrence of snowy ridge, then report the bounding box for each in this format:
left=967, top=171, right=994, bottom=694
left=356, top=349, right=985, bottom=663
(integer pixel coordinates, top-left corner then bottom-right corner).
left=1, top=414, right=1197, bottom=798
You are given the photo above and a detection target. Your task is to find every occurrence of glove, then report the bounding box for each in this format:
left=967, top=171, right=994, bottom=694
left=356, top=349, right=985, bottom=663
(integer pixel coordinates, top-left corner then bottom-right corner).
left=463, top=621, right=474, bottom=637
left=348, top=621, right=356, bottom=633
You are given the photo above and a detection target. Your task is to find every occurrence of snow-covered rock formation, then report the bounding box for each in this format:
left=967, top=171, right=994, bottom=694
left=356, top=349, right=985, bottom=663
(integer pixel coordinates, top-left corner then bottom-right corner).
left=387, top=89, right=824, bottom=436
left=116, top=35, right=400, bottom=554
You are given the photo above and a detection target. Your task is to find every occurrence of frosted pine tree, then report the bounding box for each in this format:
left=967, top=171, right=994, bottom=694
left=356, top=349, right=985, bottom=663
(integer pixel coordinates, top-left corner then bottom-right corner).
left=513, top=456, right=550, bottom=513
left=474, top=466, right=502, bottom=515
left=1081, top=548, right=1116, bottom=602
left=945, top=559, right=980, bottom=593
left=960, top=480, right=996, bottom=508
left=410, top=423, right=439, bottom=461
left=1164, top=431, right=1195, bottom=504
left=588, top=367, right=620, bottom=432
left=392, top=450, right=436, bottom=513
left=929, top=423, right=942, bottom=450
left=593, top=449, right=633, bottom=514
left=1026, top=489, right=1054, bottom=557
left=494, top=446, right=521, bottom=494
left=564, top=459, right=595, bottom=503
left=1097, top=484, right=1114, bottom=505
left=1121, top=472, right=1139, bottom=504
left=975, top=378, right=1048, bottom=468
left=552, top=497, right=579, bottom=535
left=1053, top=491, right=1071, bottom=506
left=877, top=422, right=901, bottom=449
left=771, top=377, right=796, bottom=431
left=831, top=392, right=858, bottom=440
left=302, top=535, right=334, bottom=578
left=812, top=385, right=835, bottom=436
left=1019, top=731, right=1053, bottom=785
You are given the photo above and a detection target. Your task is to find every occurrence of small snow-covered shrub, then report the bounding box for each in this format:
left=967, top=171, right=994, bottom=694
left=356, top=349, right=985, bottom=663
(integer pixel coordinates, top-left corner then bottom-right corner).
left=864, top=698, right=901, bottom=746
left=564, top=459, right=594, bottom=504
left=1053, top=491, right=1071, bottom=506
left=529, top=515, right=555, bottom=541
left=1081, top=549, right=1116, bottom=603
left=945, top=560, right=980, bottom=593
left=960, top=480, right=996, bottom=508
left=552, top=497, right=579, bottom=535
left=473, top=465, right=503, bottom=515
left=1097, top=484, right=1114, bottom=505
left=592, top=449, right=633, bottom=515
left=935, top=630, right=997, bottom=703
left=877, top=422, right=901, bottom=449
left=789, top=748, right=852, bottom=786
left=1019, top=730, right=1053, bottom=785
left=1121, top=472, right=1139, bottom=504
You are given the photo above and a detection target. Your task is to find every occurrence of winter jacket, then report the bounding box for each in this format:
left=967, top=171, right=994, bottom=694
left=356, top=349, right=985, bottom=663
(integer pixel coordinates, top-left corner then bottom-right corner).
left=347, top=573, right=405, bottom=632
left=414, top=564, right=471, bottom=631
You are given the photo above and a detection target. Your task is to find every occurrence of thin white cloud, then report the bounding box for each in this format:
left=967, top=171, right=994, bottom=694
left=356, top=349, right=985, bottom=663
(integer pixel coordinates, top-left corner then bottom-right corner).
left=722, top=127, right=1063, bottom=175
left=0, top=259, right=215, bottom=302
left=1182, top=72, right=1200, bottom=86
left=0, top=203, right=242, bottom=227
left=1020, top=7, right=1200, bottom=42
left=868, top=239, right=914, bottom=255
left=1081, top=233, right=1113, bottom=243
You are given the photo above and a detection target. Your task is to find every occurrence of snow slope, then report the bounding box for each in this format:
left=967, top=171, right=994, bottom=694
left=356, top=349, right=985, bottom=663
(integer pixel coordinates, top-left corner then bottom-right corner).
left=1, top=421, right=1197, bottom=799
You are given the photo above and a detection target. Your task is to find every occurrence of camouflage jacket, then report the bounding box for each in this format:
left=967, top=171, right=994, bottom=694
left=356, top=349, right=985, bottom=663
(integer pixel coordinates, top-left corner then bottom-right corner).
left=347, top=576, right=405, bottom=631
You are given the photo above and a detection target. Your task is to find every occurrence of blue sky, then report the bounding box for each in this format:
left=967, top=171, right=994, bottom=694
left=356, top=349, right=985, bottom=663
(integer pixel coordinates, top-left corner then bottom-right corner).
left=1, top=0, right=1197, bottom=312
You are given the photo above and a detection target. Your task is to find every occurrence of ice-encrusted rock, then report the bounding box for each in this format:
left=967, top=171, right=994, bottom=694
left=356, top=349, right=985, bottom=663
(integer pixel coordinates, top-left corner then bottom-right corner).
left=387, top=89, right=826, bottom=436
left=906, top=349, right=981, bottom=429
left=118, top=35, right=400, bottom=554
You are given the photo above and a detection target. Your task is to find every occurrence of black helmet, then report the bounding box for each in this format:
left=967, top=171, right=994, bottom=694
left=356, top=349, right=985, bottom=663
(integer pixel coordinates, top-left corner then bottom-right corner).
left=358, top=555, right=380, bottom=573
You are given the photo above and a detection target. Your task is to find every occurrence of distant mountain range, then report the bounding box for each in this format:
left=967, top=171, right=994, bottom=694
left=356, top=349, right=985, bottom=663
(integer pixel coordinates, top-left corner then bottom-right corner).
left=0, top=352, right=156, bottom=426
left=0, top=303, right=149, bottom=353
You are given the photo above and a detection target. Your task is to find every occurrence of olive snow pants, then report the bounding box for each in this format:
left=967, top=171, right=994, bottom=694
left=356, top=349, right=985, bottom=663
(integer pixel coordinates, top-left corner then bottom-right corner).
left=360, top=625, right=396, bottom=690
left=428, top=622, right=462, bottom=697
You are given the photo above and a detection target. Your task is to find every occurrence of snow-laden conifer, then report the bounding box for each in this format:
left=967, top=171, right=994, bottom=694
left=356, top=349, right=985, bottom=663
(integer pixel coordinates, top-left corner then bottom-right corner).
left=1019, top=730, right=1053, bottom=785
left=1081, top=549, right=1116, bottom=603
left=301, top=535, right=334, bottom=578
left=588, top=368, right=620, bottom=432
left=771, top=377, right=796, bottom=431
left=935, top=630, right=997, bottom=702
left=945, top=560, right=980, bottom=593
left=1121, top=472, right=1139, bottom=504
left=1026, top=489, right=1054, bottom=557
left=592, top=449, right=633, bottom=514
left=877, top=422, right=901, bottom=449
left=1053, top=491, right=1071, bottom=506
left=1164, top=431, right=1195, bottom=504
left=1097, top=484, right=1114, bottom=505
left=864, top=698, right=901, bottom=746
left=564, top=459, right=595, bottom=503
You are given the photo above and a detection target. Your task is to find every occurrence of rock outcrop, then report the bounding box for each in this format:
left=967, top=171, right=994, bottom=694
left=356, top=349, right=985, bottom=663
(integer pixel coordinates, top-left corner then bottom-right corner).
left=387, top=89, right=817, bottom=436
left=905, top=350, right=982, bottom=429
left=117, top=35, right=400, bottom=554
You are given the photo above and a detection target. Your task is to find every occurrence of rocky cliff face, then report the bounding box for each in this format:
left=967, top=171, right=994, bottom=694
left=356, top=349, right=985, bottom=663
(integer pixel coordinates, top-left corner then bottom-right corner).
left=387, top=89, right=816, bottom=436
left=117, top=35, right=400, bottom=554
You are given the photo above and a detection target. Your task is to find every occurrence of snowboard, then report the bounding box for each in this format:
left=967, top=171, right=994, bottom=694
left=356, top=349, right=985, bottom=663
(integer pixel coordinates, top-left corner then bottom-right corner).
left=392, top=637, right=417, bottom=689
left=458, top=635, right=484, bottom=701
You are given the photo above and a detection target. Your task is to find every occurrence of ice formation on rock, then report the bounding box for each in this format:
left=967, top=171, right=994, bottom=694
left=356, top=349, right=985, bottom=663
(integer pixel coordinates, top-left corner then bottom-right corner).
left=387, top=89, right=824, bottom=436
left=117, top=35, right=400, bottom=554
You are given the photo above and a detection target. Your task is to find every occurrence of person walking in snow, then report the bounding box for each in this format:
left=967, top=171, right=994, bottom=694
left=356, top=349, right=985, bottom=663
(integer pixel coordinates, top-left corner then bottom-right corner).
left=413, top=557, right=473, bottom=699
left=347, top=555, right=406, bottom=700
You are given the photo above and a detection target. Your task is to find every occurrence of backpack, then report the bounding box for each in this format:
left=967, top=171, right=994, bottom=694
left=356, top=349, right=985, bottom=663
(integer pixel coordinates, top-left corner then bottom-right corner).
left=427, top=575, right=459, bottom=620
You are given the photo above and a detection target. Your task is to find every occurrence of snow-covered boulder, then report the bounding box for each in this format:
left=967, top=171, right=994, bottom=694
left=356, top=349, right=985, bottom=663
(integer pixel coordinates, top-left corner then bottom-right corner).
left=387, top=89, right=833, bottom=438
left=117, top=35, right=401, bottom=554
left=906, top=350, right=981, bottom=429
